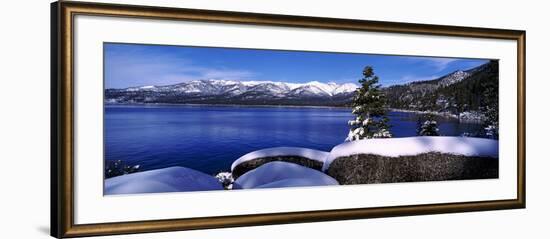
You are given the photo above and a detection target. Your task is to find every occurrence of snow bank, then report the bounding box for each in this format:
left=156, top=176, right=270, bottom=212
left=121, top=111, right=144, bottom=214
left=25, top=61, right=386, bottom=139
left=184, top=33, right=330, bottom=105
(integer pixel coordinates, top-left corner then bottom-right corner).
left=323, top=136, right=499, bottom=171
left=233, top=161, right=339, bottom=189
left=254, top=178, right=338, bottom=189
left=105, top=166, right=223, bottom=195
left=231, top=147, right=329, bottom=171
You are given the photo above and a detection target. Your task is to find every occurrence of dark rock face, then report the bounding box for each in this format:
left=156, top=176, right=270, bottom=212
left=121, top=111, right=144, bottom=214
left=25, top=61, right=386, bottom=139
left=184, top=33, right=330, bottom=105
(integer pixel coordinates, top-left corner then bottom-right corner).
left=326, top=152, right=498, bottom=185
left=232, top=156, right=324, bottom=179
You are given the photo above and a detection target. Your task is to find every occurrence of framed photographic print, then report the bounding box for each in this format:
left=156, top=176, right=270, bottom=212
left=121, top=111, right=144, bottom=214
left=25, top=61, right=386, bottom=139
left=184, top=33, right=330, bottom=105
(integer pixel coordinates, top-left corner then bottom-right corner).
left=51, top=1, right=526, bottom=238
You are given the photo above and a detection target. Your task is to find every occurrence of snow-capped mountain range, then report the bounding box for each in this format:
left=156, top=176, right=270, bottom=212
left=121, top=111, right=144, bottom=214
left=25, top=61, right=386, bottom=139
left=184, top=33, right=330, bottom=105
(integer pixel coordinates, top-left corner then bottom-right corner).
left=106, top=80, right=359, bottom=106
left=123, top=80, right=358, bottom=97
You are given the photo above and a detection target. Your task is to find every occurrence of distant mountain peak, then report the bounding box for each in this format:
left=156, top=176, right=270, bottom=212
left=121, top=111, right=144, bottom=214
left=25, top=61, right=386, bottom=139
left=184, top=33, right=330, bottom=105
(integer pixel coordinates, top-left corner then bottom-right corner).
left=438, top=70, right=471, bottom=87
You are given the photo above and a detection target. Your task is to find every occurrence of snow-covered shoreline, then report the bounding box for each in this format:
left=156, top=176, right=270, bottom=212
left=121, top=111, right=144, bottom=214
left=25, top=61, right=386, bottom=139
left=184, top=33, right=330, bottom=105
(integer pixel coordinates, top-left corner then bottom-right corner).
left=390, top=108, right=458, bottom=118
left=105, top=136, right=499, bottom=194
left=390, top=108, right=485, bottom=122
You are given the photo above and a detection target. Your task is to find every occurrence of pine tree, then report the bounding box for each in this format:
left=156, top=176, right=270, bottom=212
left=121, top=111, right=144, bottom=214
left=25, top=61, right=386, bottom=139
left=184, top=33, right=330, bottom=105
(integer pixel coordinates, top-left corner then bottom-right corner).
left=417, top=114, right=440, bottom=136
left=346, top=66, right=392, bottom=141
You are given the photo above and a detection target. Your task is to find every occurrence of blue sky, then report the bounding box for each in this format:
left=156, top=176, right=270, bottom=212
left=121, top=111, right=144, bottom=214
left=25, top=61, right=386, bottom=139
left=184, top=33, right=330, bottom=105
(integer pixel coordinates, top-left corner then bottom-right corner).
left=105, top=43, right=489, bottom=89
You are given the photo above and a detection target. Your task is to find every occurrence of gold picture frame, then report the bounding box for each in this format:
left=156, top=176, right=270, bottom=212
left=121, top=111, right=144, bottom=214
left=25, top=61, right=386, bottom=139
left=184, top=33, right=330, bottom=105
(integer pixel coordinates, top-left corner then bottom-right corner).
left=51, top=1, right=526, bottom=237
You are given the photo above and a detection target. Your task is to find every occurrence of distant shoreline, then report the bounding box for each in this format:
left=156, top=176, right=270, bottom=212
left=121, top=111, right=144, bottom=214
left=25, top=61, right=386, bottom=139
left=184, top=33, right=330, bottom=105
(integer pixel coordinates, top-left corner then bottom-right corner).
left=104, top=103, right=484, bottom=122
left=104, top=102, right=352, bottom=110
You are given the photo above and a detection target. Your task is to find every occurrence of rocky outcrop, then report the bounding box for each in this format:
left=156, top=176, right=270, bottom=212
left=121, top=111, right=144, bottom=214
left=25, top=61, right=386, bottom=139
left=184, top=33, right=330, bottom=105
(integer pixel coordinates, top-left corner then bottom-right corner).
left=232, top=156, right=323, bottom=179
left=326, top=152, right=498, bottom=184
left=231, top=147, right=328, bottom=179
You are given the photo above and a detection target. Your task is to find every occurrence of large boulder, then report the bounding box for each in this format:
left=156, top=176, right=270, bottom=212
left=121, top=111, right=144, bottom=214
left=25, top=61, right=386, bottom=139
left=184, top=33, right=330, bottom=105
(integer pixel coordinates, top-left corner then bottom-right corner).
left=233, top=161, right=339, bottom=189
left=105, top=166, right=223, bottom=195
left=231, top=147, right=328, bottom=179
left=326, top=152, right=498, bottom=184
left=324, top=136, right=499, bottom=184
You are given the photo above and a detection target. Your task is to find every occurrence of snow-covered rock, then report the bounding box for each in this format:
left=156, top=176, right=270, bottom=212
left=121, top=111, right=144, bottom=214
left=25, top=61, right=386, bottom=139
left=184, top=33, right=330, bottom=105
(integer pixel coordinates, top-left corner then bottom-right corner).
left=231, top=147, right=329, bottom=171
left=231, top=147, right=330, bottom=178
left=323, top=136, right=498, bottom=171
left=104, top=166, right=223, bottom=195
left=233, top=161, right=339, bottom=189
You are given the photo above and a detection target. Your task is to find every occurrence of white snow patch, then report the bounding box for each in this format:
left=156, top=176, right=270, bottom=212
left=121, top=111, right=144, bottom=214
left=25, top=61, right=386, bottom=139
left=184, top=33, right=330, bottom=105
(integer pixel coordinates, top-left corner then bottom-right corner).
left=333, top=83, right=358, bottom=95
left=323, top=136, right=499, bottom=171
left=231, top=147, right=329, bottom=171
left=104, top=166, right=223, bottom=195
left=254, top=178, right=337, bottom=189
left=233, top=161, right=339, bottom=189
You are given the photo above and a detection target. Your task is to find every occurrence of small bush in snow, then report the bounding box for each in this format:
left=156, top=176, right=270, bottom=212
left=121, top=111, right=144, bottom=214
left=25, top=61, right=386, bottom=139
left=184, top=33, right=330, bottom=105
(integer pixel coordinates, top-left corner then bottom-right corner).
left=215, top=172, right=234, bottom=189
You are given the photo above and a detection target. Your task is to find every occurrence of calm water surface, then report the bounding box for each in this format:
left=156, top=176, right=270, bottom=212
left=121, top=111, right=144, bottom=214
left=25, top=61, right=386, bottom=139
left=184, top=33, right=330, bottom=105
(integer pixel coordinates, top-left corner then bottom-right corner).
left=105, top=105, right=484, bottom=175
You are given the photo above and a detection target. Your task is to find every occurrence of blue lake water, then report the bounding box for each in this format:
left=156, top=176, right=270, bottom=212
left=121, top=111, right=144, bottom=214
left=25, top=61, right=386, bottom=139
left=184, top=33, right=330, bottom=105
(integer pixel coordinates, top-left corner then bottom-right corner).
left=105, top=105, right=485, bottom=175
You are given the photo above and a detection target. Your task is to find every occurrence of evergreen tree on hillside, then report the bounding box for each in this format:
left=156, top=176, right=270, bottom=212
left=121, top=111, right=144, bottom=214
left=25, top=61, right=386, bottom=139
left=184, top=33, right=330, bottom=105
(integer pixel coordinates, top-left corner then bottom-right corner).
left=481, top=60, right=499, bottom=139
left=417, top=114, right=440, bottom=136
left=346, top=66, right=392, bottom=141
left=383, top=61, right=498, bottom=117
